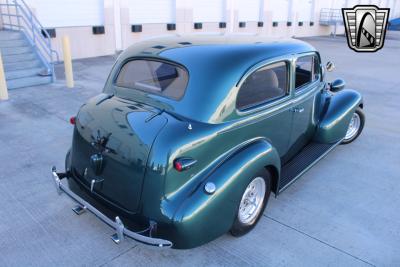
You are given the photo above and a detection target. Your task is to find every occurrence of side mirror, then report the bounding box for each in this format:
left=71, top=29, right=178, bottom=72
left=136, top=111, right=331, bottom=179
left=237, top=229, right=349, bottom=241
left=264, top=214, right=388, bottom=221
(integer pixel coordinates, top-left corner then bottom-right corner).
left=326, top=61, right=335, bottom=72
left=330, top=79, right=345, bottom=92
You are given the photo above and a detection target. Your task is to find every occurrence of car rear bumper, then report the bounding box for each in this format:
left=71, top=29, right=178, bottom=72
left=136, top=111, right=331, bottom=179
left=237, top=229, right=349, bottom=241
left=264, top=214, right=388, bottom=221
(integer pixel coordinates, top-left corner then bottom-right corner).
left=51, top=166, right=173, bottom=248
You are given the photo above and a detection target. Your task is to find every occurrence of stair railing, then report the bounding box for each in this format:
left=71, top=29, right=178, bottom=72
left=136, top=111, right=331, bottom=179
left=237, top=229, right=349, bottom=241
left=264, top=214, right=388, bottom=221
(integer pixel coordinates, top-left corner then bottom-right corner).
left=319, top=8, right=344, bottom=37
left=0, top=0, right=59, bottom=81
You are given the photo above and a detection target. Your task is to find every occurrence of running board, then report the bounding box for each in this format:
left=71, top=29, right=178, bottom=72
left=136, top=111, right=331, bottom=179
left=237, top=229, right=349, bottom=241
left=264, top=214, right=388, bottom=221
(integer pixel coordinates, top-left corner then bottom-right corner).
left=278, top=140, right=342, bottom=193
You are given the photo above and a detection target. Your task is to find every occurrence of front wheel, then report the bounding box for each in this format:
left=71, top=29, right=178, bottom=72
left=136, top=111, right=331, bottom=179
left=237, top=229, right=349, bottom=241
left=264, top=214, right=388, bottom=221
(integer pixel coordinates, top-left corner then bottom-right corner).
left=342, top=108, right=365, bottom=144
left=230, top=170, right=271, bottom=237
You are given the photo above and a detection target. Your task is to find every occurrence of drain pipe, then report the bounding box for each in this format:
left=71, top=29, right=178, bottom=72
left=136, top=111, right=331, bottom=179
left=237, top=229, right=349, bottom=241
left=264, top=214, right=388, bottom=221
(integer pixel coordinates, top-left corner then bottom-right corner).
left=0, top=51, right=8, bottom=101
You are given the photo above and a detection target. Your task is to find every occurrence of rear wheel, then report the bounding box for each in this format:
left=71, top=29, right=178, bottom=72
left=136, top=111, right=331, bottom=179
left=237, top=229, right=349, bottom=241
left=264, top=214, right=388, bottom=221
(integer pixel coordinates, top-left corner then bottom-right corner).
left=230, top=170, right=271, bottom=236
left=342, top=108, right=365, bottom=144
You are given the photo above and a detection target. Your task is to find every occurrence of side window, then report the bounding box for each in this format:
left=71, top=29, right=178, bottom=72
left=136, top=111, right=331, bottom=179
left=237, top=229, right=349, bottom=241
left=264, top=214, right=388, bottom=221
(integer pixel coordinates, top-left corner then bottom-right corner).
left=236, top=61, right=288, bottom=110
left=295, top=55, right=321, bottom=90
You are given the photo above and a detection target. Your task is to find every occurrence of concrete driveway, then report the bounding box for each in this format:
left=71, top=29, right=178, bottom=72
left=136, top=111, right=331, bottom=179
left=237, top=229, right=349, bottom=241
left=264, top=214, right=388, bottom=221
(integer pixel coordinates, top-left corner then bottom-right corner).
left=0, top=33, right=399, bottom=267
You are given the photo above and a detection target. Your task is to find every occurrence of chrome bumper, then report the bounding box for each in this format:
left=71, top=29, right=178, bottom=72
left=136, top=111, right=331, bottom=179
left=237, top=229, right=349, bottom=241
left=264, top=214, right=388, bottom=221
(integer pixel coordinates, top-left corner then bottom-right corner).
left=51, top=167, right=173, bottom=248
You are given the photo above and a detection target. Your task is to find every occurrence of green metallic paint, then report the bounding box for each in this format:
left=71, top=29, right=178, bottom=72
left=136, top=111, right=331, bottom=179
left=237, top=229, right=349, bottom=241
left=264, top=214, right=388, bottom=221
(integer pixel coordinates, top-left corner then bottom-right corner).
left=170, top=140, right=279, bottom=248
left=71, top=94, right=168, bottom=213
left=64, top=36, right=364, bottom=249
left=104, top=36, right=316, bottom=124
left=313, top=89, right=363, bottom=143
left=285, top=51, right=324, bottom=160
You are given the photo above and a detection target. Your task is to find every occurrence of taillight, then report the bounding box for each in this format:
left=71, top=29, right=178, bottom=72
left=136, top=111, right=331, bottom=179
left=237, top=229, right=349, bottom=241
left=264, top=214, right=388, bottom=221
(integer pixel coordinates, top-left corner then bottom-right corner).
left=174, top=161, right=183, bottom=172
left=69, top=116, right=76, bottom=125
left=173, top=158, right=197, bottom=172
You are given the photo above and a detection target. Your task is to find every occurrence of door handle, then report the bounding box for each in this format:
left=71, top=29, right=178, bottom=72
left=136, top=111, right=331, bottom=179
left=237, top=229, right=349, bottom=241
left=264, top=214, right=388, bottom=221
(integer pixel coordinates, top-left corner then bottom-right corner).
left=291, top=107, right=304, bottom=113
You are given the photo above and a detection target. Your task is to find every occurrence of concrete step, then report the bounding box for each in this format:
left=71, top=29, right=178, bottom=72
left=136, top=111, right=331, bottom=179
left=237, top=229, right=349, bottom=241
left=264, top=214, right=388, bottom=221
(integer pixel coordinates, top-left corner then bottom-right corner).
left=7, top=75, right=52, bottom=90
left=0, top=30, right=23, bottom=41
left=0, top=38, right=29, bottom=48
left=0, top=30, right=53, bottom=89
left=4, top=59, right=41, bottom=71
left=2, top=52, right=37, bottom=64
left=1, top=46, right=32, bottom=56
left=5, top=67, right=43, bottom=80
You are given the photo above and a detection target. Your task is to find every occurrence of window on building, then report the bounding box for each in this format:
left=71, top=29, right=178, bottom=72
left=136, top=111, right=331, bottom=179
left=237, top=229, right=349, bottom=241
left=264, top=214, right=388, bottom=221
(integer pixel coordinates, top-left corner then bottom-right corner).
left=115, top=60, right=188, bottom=100
left=236, top=61, right=288, bottom=110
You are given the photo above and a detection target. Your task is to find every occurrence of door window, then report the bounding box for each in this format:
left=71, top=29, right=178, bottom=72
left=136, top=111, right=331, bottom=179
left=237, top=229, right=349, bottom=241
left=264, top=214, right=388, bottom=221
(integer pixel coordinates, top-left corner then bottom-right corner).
left=236, top=61, right=288, bottom=110
left=295, top=55, right=320, bottom=90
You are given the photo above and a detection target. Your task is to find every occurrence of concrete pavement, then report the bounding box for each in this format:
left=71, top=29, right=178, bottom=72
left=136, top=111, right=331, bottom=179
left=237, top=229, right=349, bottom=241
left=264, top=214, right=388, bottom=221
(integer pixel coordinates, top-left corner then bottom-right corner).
left=0, top=33, right=399, bottom=266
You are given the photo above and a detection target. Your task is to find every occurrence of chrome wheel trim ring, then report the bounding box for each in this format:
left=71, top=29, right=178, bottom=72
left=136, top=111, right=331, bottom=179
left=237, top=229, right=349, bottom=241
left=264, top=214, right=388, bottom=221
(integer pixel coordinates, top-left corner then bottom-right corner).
left=238, top=177, right=266, bottom=225
left=344, top=112, right=361, bottom=141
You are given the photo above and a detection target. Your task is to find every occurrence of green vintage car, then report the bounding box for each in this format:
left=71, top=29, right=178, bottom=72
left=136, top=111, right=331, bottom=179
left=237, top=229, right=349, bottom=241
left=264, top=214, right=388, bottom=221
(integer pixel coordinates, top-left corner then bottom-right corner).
left=52, top=35, right=365, bottom=249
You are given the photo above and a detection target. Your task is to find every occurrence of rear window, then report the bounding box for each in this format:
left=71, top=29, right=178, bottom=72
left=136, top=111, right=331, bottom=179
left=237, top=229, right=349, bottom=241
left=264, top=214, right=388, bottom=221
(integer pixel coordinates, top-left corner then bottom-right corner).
left=115, top=59, right=188, bottom=100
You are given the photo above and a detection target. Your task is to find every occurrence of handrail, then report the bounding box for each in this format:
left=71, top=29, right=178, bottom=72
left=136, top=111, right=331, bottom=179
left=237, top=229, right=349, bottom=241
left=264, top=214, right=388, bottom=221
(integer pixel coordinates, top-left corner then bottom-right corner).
left=16, top=4, right=58, bottom=60
left=319, top=8, right=343, bottom=25
left=0, top=0, right=59, bottom=80
left=319, top=8, right=343, bottom=37
left=18, top=0, right=52, bottom=41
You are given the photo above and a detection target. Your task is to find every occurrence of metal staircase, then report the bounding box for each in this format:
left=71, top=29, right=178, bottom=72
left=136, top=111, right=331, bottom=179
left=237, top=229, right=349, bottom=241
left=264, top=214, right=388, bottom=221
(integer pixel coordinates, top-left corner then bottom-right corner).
left=0, top=0, right=59, bottom=89
left=319, top=8, right=343, bottom=25
left=319, top=8, right=344, bottom=37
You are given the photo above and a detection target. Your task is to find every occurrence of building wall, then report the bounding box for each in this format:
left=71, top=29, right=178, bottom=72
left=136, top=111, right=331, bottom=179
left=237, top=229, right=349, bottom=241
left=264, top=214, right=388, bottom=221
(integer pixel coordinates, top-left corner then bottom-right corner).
left=4, top=0, right=397, bottom=60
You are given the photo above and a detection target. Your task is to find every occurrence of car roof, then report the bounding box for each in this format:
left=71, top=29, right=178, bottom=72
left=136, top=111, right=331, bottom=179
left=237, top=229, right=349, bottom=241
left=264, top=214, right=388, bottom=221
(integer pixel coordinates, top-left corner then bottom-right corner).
left=112, top=35, right=317, bottom=123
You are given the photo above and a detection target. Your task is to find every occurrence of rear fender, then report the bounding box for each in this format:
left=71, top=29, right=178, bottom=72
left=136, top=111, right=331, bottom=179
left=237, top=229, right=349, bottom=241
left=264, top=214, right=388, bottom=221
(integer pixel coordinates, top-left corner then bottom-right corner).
left=314, top=89, right=362, bottom=143
left=171, top=139, right=280, bottom=249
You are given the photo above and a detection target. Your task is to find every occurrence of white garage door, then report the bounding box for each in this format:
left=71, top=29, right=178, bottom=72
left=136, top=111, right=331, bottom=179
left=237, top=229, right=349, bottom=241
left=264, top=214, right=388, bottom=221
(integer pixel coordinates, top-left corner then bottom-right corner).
left=129, top=0, right=175, bottom=24
left=193, top=0, right=226, bottom=22
left=379, top=0, right=389, bottom=7
left=369, top=0, right=382, bottom=6
left=296, top=0, right=313, bottom=22
left=358, top=0, right=370, bottom=4
left=27, top=0, right=104, bottom=27
left=237, top=0, right=262, bottom=22
left=389, top=0, right=399, bottom=18
left=269, top=0, right=290, bottom=22
left=332, top=0, right=346, bottom=8
left=346, top=0, right=360, bottom=8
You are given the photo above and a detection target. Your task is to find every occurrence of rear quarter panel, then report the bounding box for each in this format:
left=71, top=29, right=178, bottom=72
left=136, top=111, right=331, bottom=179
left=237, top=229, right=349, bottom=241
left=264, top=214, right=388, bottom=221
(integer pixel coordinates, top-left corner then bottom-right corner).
left=171, top=140, right=279, bottom=248
left=139, top=113, right=282, bottom=240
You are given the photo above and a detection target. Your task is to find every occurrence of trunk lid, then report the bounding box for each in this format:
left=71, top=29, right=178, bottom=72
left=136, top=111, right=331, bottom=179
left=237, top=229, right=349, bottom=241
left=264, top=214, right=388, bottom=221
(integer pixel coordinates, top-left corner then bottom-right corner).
left=70, top=94, right=167, bottom=213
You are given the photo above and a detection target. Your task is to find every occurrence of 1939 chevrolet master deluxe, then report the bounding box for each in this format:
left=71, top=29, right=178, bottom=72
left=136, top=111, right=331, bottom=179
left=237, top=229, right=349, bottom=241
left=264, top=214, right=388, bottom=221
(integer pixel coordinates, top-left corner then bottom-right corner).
left=52, top=36, right=365, bottom=249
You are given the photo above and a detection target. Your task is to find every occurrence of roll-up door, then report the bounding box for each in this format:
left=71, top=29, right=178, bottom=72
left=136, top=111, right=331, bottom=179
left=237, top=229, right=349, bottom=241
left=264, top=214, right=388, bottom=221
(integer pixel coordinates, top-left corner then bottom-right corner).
left=296, top=0, right=313, bottom=22
left=193, top=0, right=226, bottom=22
left=27, top=0, right=104, bottom=27
left=379, top=0, right=389, bottom=7
left=237, top=0, right=262, bottom=22
left=370, top=0, right=382, bottom=6
left=332, top=0, right=346, bottom=8
left=129, top=0, right=175, bottom=24
left=346, top=0, right=360, bottom=8
left=269, top=0, right=290, bottom=22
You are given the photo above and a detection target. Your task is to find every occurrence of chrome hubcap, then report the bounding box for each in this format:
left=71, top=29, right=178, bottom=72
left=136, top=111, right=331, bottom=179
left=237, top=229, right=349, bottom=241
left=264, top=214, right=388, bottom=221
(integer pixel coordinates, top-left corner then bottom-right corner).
left=238, top=177, right=266, bottom=225
left=344, top=112, right=361, bottom=141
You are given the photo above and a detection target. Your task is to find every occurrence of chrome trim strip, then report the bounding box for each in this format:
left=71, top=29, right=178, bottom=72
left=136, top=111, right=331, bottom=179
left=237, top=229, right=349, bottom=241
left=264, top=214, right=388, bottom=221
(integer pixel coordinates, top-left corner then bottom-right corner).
left=51, top=167, right=173, bottom=248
